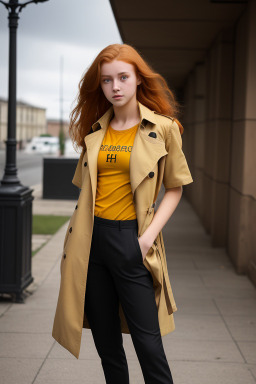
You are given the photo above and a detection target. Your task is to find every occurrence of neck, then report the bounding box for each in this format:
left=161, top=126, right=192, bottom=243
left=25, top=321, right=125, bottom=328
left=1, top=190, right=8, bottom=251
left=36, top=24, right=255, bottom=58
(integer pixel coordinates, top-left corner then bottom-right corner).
left=112, top=98, right=141, bottom=125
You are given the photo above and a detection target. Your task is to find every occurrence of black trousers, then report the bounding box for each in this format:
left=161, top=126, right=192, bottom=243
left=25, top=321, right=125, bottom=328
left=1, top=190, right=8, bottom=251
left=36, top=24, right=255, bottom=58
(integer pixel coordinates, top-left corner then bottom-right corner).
left=84, top=215, right=174, bottom=384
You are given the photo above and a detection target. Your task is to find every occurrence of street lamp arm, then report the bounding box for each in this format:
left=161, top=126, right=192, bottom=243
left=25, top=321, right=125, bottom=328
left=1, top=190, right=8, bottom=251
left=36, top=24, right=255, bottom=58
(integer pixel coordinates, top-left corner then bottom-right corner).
left=0, top=0, right=49, bottom=14
left=0, top=1, right=9, bottom=11
left=17, top=0, right=49, bottom=14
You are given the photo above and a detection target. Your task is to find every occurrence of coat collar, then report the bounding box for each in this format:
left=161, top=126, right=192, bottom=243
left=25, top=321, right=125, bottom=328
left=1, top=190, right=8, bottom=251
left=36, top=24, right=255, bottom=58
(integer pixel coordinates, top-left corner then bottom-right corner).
left=91, top=101, right=157, bottom=132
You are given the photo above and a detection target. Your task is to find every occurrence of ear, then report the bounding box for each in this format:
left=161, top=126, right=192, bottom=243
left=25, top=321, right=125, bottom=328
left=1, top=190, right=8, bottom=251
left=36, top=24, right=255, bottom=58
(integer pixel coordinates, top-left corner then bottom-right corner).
left=137, top=77, right=142, bottom=85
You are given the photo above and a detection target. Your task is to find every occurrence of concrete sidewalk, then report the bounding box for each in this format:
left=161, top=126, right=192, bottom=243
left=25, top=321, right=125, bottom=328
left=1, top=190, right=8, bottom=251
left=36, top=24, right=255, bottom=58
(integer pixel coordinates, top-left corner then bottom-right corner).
left=0, top=185, right=256, bottom=384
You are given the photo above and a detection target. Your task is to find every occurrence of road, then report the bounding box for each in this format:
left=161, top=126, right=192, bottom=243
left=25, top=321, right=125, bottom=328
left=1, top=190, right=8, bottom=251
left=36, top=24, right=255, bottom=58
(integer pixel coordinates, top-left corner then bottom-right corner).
left=0, top=149, right=46, bottom=187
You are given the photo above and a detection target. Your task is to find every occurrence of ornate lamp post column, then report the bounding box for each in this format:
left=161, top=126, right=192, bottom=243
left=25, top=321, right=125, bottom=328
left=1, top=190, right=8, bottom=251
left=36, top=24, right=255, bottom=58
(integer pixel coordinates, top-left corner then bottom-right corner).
left=0, top=0, right=48, bottom=302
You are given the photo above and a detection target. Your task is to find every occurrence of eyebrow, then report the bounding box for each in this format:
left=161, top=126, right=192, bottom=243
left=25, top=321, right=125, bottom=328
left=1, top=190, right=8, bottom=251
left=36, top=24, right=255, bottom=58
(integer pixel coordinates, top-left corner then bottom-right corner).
left=101, top=72, right=130, bottom=77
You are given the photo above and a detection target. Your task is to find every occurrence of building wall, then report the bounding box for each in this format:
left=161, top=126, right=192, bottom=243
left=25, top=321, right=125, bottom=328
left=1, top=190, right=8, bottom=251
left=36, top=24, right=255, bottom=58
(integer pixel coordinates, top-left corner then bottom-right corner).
left=0, top=101, right=8, bottom=146
left=47, top=120, right=70, bottom=139
left=183, top=0, right=256, bottom=286
left=0, top=99, right=47, bottom=149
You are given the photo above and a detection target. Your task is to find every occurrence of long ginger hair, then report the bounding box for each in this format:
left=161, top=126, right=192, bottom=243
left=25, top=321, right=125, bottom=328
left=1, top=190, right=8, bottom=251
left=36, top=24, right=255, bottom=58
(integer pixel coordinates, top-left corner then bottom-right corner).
left=69, top=43, right=183, bottom=151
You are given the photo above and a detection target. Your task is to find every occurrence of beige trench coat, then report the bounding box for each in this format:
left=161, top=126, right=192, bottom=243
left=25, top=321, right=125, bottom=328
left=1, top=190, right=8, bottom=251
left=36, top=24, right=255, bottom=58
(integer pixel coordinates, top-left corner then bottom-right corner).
left=52, top=101, right=193, bottom=359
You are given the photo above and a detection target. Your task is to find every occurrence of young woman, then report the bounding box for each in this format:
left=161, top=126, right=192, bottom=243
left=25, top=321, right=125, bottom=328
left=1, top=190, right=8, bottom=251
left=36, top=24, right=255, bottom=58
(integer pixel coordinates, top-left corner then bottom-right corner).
left=52, top=43, right=193, bottom=383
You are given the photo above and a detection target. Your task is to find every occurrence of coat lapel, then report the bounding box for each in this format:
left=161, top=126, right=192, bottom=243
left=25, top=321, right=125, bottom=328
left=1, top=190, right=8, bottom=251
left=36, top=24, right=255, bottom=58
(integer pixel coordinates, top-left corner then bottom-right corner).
left=83, top=128, right=106, bottom=213
left=129, top=128, right=167, bottom=198
left=83, top=101, right=168, bottom=212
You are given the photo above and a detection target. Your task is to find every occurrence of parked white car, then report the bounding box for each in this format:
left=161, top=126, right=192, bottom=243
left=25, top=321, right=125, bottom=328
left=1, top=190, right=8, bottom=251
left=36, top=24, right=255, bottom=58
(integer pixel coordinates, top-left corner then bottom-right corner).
left=64, top=139, right=81, bottom=158
left=25, top=136, right=59, bottom=155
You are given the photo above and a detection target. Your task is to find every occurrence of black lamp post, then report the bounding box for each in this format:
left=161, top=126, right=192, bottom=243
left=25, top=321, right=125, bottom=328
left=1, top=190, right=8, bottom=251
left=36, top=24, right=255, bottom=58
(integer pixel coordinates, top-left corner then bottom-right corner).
left=0, top=0, right=49, bottom=303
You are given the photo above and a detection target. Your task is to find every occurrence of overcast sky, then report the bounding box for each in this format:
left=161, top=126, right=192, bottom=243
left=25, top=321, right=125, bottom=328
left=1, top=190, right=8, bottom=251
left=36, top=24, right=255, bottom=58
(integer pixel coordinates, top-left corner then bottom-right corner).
left=0, top=0, right=122, bottom=120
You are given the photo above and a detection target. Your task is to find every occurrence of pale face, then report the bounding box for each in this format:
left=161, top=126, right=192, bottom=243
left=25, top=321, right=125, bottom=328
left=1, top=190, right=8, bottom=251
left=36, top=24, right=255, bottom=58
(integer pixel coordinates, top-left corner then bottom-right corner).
left=100, top=59, right=141, bottom=107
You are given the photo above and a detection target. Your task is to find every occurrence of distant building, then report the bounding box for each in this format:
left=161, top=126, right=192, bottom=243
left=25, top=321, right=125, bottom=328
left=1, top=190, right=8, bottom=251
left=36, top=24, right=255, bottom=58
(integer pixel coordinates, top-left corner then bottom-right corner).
left=47, top=119, right=70, bottom=139
left=0, top=97, right=47, bottom=150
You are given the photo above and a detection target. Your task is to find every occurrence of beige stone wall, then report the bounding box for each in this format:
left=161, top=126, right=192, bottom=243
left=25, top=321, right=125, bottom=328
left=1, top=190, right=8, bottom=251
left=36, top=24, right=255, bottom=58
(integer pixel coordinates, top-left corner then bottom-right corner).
left=0, top=99, right=47, bottom=149
left=183, top=0, right=256, bottom=286
left=0, top=101, right=8, bottom=145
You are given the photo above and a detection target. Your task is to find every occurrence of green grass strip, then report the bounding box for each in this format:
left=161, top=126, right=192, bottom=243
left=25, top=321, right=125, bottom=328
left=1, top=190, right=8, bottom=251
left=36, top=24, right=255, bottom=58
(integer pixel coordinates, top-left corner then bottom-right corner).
left=32, top=215, right=70, bottom=235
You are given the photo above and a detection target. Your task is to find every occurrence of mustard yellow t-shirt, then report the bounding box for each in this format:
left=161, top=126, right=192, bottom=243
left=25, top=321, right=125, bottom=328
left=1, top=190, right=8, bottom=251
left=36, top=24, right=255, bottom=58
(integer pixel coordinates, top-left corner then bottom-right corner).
left=94, top=123, right=139, bottom=220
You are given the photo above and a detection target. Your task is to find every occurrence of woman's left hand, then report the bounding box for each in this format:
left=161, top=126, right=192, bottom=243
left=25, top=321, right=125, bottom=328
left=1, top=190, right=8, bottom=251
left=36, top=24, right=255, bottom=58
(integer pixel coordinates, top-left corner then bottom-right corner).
left=137, top=236, right=153, bottom=261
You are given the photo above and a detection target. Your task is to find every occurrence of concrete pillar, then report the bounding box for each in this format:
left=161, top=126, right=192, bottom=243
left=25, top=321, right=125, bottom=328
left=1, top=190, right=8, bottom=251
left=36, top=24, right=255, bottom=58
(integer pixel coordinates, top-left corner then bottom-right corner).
left=183, top=69, right=197, bottom=207
left=228, top=0, right=256, bottom=281
left=184, top=28, right=233, bottom=246
left=184, top=63, right=207, bottom=219
left=205, top=29, right=234, bottom=246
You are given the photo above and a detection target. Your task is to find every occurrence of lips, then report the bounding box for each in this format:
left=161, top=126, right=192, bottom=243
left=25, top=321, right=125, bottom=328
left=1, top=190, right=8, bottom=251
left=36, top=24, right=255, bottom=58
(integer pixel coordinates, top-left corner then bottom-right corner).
left=113, top=95, right=123, bottom=99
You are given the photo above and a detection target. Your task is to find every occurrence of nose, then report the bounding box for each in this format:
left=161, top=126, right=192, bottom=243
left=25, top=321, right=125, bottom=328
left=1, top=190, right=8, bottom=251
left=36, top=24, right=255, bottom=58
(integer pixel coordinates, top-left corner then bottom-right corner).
left=112, top=79, right=120, bottom=91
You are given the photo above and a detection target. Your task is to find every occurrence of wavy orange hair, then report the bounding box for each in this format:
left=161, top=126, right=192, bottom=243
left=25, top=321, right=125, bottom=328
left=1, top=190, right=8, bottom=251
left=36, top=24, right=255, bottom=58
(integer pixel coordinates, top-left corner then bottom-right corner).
left=69, top=43, right=183, bottom=151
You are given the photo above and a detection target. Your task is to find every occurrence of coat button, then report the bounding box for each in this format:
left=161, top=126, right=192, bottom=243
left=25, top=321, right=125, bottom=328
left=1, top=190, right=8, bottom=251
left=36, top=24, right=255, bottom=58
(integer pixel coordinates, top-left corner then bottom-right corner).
left=63, top=253, right=66, bottom=259
left=148, top=132, right=157, bottom=138
left=148, top=207, right=153, bottom=215
left=75, top=204, right=78, bottom=210
left=148, top=171, right=154, bottom=178
left=84, top=161, right=87, bottom=167
left=69, top=227, right=72, bottom=233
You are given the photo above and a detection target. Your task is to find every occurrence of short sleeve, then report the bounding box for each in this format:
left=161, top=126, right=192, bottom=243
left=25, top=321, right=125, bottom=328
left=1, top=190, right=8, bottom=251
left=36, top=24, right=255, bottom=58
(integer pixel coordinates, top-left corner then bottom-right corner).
left=163, top=120, right=193, bottom=190
left=72, top=149, right=85, bottom=189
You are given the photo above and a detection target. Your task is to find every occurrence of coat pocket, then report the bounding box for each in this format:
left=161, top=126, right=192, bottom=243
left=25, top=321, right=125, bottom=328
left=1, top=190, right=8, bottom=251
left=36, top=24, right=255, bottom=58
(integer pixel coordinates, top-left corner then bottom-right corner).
left=143, top=243, right=162, bottom=288
left=154, top=236, right=176, bottom=314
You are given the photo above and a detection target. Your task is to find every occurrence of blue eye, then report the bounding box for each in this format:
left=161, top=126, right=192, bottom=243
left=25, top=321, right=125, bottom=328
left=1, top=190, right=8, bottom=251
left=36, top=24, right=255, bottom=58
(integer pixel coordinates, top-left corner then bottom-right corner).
left=121, top=75, right=128, bottom=80
left=103, top=79, right=110, bottom=83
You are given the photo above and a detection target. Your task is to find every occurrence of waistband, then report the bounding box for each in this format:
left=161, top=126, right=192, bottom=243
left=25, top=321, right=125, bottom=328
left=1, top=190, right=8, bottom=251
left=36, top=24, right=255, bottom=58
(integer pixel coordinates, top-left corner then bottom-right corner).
left=94, top=215, right=138, bottom=229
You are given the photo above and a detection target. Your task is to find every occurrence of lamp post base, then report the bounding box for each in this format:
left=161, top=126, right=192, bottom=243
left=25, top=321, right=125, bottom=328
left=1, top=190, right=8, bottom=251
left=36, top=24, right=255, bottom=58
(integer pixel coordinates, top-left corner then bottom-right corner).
left=0, top=183, right=34, bottom=302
